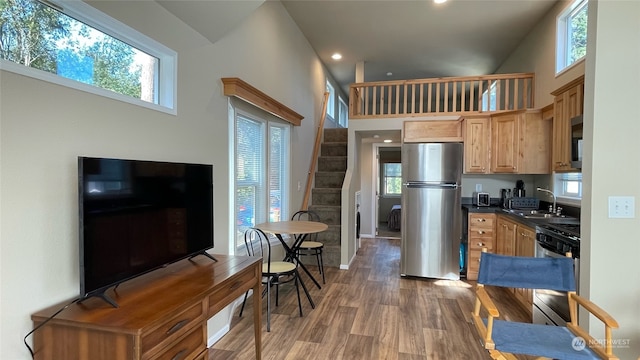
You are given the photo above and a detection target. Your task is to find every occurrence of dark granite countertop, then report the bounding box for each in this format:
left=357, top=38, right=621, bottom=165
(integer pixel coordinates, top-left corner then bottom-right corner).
left=462, top=204, right=580, bottom=228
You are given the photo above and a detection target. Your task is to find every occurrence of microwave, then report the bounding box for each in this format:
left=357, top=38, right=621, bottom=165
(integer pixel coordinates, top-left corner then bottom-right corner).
left=571, top=115, right=583, bottom=169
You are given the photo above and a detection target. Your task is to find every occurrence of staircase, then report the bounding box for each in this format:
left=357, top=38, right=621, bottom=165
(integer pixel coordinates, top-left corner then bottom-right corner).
left=307, top=128, right=347, bottom=268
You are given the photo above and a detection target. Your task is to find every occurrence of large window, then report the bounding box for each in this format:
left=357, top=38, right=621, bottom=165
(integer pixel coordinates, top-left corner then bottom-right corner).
left=234, top=110, right=290, bottom=249
left=556, top=0, right=588, bottom=74
left=0, top=0, right=176, bottom=112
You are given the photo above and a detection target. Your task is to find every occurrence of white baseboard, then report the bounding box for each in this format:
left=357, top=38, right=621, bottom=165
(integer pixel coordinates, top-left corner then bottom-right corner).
left=207, top=291, right=251, bottom=347
left=207, top=323, right=230, bottom=347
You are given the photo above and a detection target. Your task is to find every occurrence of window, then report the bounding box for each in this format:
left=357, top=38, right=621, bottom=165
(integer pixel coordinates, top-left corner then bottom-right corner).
left=555, top=172, right=582, bottom=199
left=0, top=0, right=176, bottom=112
left=556, top=0, right=588, bottom=74
left=326, top=80, right=335, bottom=120
left=382, top=163, right=402, bottom=196
left=338, top=96, right=348, bottom=128
left=481, top=81, right=497, bottom=111
left=234, top=109, right=290, bottom=249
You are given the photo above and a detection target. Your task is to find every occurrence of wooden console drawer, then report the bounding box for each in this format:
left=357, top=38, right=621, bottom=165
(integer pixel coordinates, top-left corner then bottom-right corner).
left=148, top=324, right=206, bottom=360
left=208, top=266, right=257, bottom=315
left=142, top=302, right=204, bottom=355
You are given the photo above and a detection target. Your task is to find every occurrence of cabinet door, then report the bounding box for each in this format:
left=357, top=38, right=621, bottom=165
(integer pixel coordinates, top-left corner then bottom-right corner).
left=496, top=217, right=517, bottom=256
left=515, top=225, right=536, bottom=309
left=463, top=117, right=490, bottom=174
left=552, top=82, right=583, bottom=172
left=520, top=111, right=552, bottom=174
left=491, top=113, right=520, bottom=173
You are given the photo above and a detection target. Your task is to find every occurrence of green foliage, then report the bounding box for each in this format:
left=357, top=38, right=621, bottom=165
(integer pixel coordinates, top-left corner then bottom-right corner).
left=0, top=0, right=145, bottom=100
left=570, top=3, right=588, bottom=62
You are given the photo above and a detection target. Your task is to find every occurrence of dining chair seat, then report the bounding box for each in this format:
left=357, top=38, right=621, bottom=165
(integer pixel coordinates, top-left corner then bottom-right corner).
left=291, top=210, right=326, bottom=284
left=263, top=261, right=296, bottom=273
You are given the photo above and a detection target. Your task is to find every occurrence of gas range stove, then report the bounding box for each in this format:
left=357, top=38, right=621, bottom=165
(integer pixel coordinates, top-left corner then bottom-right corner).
left=535, top=222, right=581, bottom=258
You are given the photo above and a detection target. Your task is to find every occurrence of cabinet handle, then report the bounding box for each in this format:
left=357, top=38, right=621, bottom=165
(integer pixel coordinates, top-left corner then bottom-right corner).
left=166, top=319, right=189, bottom=335
left=171, top=349, right=187, bottom=360
left=477, top=230, right=485, bottom=234
left=477, top=242, right=485, bottom=247
left=477, top=218, right=486, bottom=222
left=502, top=224, right=507, bottom=228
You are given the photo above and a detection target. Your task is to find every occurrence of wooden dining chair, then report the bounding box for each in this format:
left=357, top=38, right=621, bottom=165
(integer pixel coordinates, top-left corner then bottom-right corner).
left=471, top=250, right=619, bottom=360
left=291, top=210, right=325, bottom=284
left=238, top=228, right=303, bottom=332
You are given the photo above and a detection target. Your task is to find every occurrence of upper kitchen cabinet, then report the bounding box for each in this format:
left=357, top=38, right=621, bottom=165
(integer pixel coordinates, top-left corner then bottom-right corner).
left=551, top=76, right=584, bottom=172
left=463, top=115, right=491, bottom=174
left=490, top=109, right=552, bottom=174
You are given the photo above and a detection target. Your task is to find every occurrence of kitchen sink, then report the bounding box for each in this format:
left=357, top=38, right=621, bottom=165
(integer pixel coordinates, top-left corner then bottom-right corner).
left=502, top=209, right=567, bottom=219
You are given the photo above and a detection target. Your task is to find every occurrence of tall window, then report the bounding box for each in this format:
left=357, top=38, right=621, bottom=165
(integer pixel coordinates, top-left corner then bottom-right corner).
left=326, top=80, right=335, bottom=121
left=234, top=110, right=290, bottom=249
left=556, top=0, right=588, bottom=74
left=338, top=96, right=348, bottom=128
left=0, top=0, right=176, bottom=111
left=382, top=163, right=402, bottom=196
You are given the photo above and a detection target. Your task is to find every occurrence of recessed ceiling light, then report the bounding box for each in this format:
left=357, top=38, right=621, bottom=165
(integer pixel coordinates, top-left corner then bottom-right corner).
left=386, top=72, right=393, bottom=76
left=384, top=139, right=392, bottom=143
left=434, top=0, right=447, bottom=3
left=373, top=134, right=380, bottom=139
left=331, top=53, right=342, bottom=60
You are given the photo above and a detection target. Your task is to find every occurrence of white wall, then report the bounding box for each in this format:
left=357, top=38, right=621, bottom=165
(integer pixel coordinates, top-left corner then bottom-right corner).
left=0, top=1, right=332, bottom=358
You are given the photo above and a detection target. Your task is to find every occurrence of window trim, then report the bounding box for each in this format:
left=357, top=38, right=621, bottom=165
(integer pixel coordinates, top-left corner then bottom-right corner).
left=554, top=172, right=582, bottom=206
left=338, top=96, right=348, bottom=128
left=381, top=162, right=402, bottom=197
left=325, top=80, right=336, bottom=121
left=555, top=0, right=588, bottom=76
left=0, top=0, right=177, bottom=114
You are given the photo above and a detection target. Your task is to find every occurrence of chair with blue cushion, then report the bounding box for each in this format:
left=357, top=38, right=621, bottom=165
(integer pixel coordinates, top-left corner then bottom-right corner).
left=471, top=250, right=619, bottom=360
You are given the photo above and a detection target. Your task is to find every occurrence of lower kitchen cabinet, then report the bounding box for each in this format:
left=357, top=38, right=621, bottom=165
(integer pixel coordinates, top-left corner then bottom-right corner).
left=466, top=213, right=496, bottom=280
left=496, top=216, right=517, bottom=256
left=514, top=224, right=536, bottom=311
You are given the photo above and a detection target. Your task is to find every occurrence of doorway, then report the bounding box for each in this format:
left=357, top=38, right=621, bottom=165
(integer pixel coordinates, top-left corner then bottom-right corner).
left=374, top=144, right=401, bottom=238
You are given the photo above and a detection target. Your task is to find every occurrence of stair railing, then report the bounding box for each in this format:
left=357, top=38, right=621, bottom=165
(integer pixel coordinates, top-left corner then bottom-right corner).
left=301, top=92, right=329, bottom=211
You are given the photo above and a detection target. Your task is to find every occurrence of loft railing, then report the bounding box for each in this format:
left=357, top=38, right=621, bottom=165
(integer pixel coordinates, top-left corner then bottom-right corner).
left=349, top=73, right=535, bottom=119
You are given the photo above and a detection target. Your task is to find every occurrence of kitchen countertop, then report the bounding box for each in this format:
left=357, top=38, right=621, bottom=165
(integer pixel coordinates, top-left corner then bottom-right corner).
left=462, top=204, right=580, bottom=228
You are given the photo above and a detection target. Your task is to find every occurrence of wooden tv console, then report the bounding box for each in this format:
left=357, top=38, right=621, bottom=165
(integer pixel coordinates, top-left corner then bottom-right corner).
left=31, top=254, right=262, bottom=360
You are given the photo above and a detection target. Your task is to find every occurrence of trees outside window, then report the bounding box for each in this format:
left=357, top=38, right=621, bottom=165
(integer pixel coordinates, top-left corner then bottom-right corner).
left=556, top=0, right=588, bottom=74
left=0, top=0, right=175, bottom=110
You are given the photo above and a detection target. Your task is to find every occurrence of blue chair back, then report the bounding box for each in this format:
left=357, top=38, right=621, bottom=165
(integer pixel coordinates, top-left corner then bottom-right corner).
left=478, top=252, right=576, bottom=292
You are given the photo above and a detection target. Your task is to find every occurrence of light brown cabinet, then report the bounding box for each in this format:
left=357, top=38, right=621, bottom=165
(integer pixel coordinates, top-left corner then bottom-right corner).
left=466, top=213, right=496, bottom=280
left=463, top=116, right=491, bottom=174
left=495, top=216, right=517, bottom=256
left=514, top=224, right=536, bottom=310
left=551, top=76, right=584, bottom=172
left=490, top=109, right=552, bottom=174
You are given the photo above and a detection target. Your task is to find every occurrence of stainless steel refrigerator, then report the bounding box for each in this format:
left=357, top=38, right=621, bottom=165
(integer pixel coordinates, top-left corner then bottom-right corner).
left=400, top=142, right=462, bottom=280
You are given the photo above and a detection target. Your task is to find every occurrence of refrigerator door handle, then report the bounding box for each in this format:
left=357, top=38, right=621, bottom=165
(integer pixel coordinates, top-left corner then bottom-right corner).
left=404, top=182, right=459, bottom=189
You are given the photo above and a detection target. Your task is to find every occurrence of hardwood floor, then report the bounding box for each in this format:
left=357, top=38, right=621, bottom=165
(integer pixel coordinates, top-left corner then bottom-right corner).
left=209, top=237, right=532, bottom=360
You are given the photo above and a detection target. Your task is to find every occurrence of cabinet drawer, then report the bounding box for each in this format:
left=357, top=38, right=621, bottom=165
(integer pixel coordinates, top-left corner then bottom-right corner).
left=150, top=324, right=206, bottom=360
left=468, top=227, right=493, bottom=238
left=469, top=214, right=495, bottom=229
left=468, top=237, right=493, bottom=251
left=208, top=266, right=256, bottom=315
left=142, top=302, right=204, bottom=355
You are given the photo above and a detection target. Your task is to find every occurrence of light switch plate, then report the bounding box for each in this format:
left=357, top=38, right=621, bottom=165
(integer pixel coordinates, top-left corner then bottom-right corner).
left=475, top=184, right=482, bottom=192
left=608, top=196, right=635, bottom=218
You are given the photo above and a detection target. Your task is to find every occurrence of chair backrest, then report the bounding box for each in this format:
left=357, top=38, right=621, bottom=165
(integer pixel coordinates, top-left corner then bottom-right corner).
left=291, top=210, right=321, bottom=241
left=478, top=252, right=576, bottom=292
left=244, top=228, right=273, bottom=272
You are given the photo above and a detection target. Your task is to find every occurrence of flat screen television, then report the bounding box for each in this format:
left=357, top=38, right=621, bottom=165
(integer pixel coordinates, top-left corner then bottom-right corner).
left=78, top=156, right=214, bottom=307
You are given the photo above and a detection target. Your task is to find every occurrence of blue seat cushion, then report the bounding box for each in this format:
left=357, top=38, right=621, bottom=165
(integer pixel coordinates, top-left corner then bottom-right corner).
left=489, top=319, right=600, bottom=360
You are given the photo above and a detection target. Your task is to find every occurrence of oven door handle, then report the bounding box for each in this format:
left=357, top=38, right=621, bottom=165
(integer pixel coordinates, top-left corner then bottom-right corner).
left=536, top=242, right=565, bottom=258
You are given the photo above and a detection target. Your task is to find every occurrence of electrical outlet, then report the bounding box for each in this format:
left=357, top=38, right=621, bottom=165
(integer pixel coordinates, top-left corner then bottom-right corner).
left=608, top=196, right=635, bottom=218
left=475, top=184, right=482, bottom=192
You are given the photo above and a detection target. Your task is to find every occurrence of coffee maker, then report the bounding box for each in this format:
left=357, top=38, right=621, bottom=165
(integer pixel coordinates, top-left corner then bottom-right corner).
left=513, top=179, right=525, bottom=197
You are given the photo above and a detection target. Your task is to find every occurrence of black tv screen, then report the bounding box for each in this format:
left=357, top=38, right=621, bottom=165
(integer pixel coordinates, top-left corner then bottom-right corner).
left=78, top=157, right=213, bottom=305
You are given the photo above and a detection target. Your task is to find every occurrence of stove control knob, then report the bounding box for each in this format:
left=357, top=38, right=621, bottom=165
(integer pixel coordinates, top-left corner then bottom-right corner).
left=563, top=244, right=572, bottom=255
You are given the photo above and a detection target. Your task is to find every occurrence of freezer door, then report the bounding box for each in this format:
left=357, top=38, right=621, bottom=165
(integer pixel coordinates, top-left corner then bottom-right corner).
left=402, top=142, right=463, bottom=183
left=400, top=185, right=461, bottom=280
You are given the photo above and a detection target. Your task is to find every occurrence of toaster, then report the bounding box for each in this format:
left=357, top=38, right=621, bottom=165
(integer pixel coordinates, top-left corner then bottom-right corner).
left=472, top=192, right=491, bottom=207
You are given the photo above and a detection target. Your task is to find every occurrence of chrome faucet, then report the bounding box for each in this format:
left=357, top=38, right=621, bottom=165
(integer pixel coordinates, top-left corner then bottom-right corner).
left=536, top=187, right=557, bottom=213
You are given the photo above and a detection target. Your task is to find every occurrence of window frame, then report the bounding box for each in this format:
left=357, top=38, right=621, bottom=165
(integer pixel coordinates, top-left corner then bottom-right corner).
left=338, top=96, right=348, bottom=128
left=555, top=0, right=588, bottom=75
left=325, top=80, right=336, bottom=121
left=0, top=0, right=177, bottom=114
left=232, top=104, right=291, bottom=251
left=381, top=162, right=402, bottom=197
left=554, top=172, right=582, bottom=206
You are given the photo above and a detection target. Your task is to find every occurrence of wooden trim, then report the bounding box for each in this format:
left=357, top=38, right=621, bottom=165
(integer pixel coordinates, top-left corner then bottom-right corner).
left=550, top=75, right=585, bottom=96
left=221, top=77, right=304, bottom=126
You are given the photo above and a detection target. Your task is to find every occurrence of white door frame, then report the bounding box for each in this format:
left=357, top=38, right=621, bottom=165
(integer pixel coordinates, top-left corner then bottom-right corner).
left=372, top=143, right=401, bottom=236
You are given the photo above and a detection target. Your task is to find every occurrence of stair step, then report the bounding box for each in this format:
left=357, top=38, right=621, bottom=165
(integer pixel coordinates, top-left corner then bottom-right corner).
left=315, top=172, right=345, bottom=188
left=321, top=142, right=347, bottom=157
left=324, top=128, right=348, bottom=143
left=308, top=205, right=341, bottom=225
left=318, top=156, right=346, bottom=172
left=312, top=188, right=341, bottom=206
